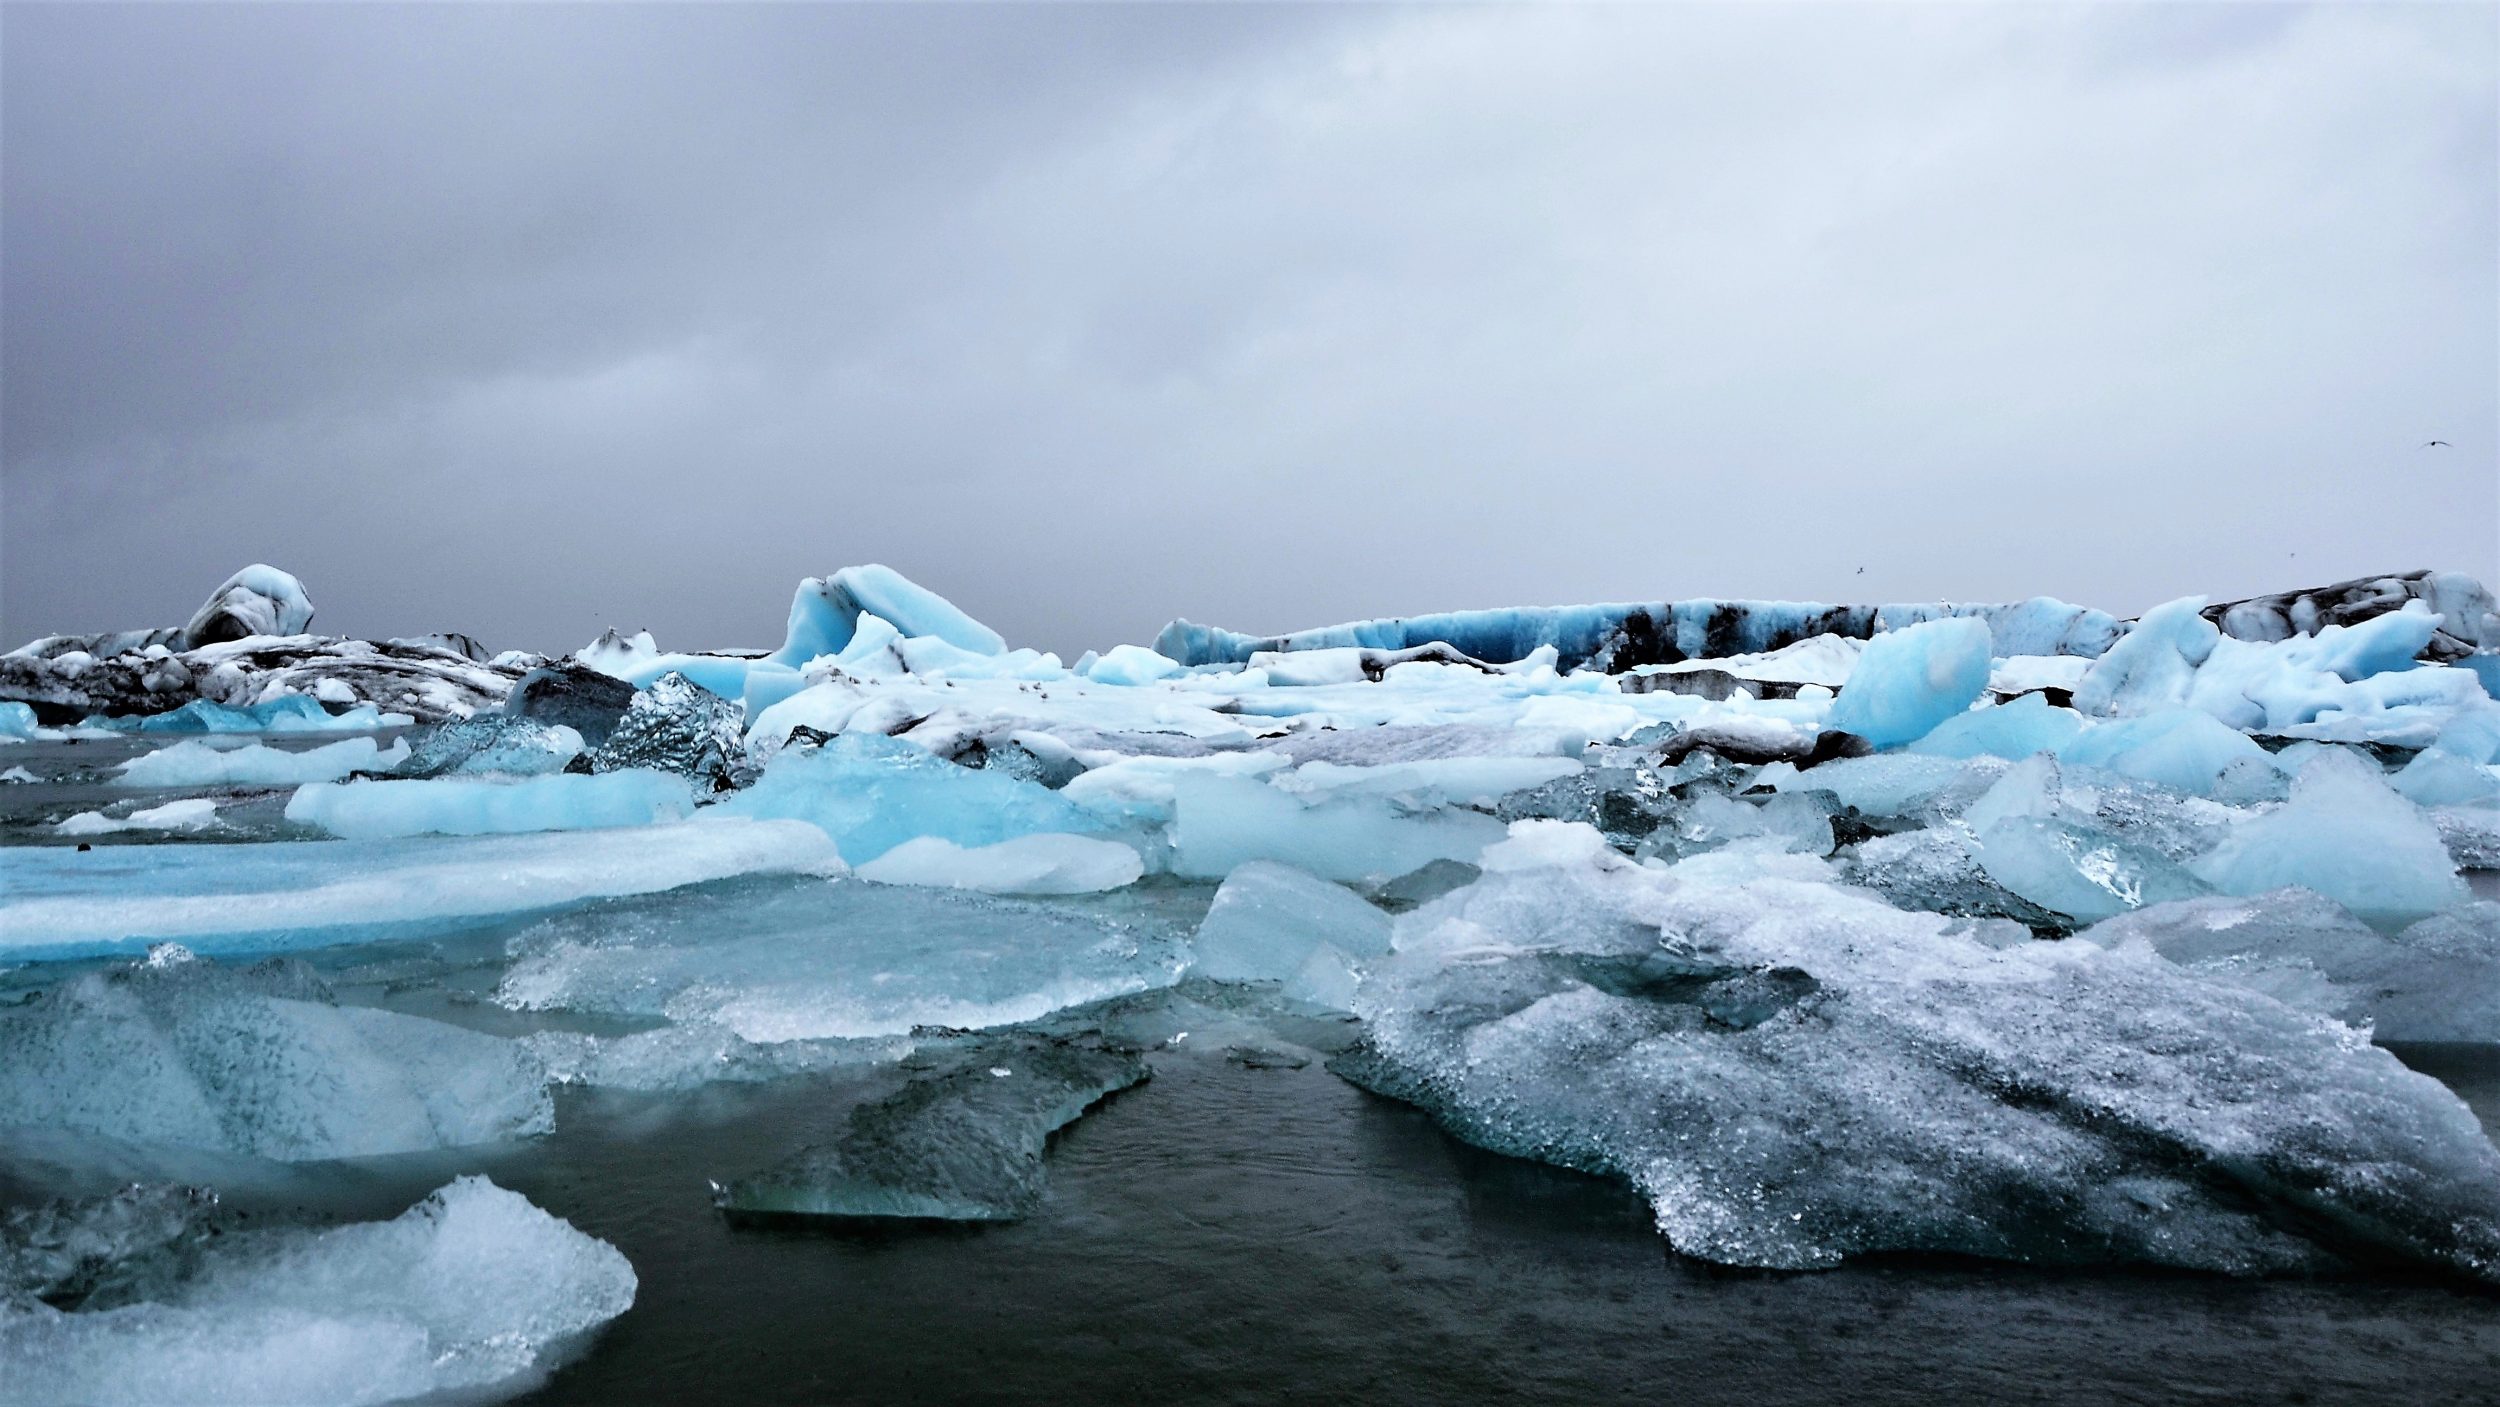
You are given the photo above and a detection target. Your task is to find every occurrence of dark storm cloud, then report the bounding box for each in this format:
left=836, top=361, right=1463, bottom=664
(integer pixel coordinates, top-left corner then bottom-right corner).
left=4, top=3, right=2493, bottom=658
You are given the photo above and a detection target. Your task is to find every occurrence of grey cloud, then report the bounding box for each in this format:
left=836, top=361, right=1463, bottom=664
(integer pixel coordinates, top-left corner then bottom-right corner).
left=4, top=3, right=2492, bottom=659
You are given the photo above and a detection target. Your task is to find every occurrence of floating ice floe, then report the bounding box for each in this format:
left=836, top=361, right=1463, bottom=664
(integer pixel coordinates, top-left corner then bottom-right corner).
left=717, top=1036, right=1146, bottom=1222
left=285, top=769, right=697, bottom=840
left=0, top=1176, right=634, bottom=1407
left=496, top=879, right=1185, bottom=1042
left=855, top=833, right=1145, bottom=895
left=0, top=819, right=844, bottom=959
left=0, top=949, right=550, bottom=1159
left=1187, top=861, right=1393, bottom=1010
left=113, top=737, right=410, bottom=790
left=1341, top=821, right=2500, bottom=1279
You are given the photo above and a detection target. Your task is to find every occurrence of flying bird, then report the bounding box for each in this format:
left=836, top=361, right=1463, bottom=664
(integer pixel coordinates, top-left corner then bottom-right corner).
left=1855, top=567, right=1865, bottom=575
left=2425, top=440, right=2453, bottom=448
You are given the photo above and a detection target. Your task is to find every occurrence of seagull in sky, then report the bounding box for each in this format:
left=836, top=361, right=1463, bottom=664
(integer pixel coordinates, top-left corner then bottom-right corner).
left=2425, top=440, right=2453, bottom=448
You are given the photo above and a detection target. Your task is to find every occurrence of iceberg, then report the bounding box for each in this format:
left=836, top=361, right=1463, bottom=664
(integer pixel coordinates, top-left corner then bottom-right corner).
left=717, top=1036, right=1147, bottom=1222
left=54, top=798, right=222, bottom=837
left=716, top=731, right=1104, bottom=863
left=1168, top=773, right=1506, bottom=884
left=503, top=661, right=638, bottom=745
left=0, top=819, right=843, bottom=960
left=2056, top=708, right=2279, bottom=798
left=1823, top=616, right=1994, bottom=748
left=496, top=878, right=1185, bottom=1041
left=768, top=563, right=1006, bottom=667
left=2083, top=889, right=2500, bottom=1044
left=285, top=769, right=697, bottom=840
left=2189, top=750, right=2467, bottom=927
left=0, top=950, right=550, bottom=1159
left=2, top=1177, right=634, bottom=1407
left=1158, top=595, right=2121, bottom=673
left=175, top=563, right=316, bottom=647
left=1342, top=821, right=2500, bottom=1278
left=112, top=736, right=409, bottom=789
left=1083, top=643, right=1184, bottom=685
left=855, top=833, right=1145, bottom=895
left=1188, top=861, right=1393, bottom=1010
left=397, top=713, right=586, bottom=778
left=1907, top=691, right=2086, bottom=761
left=94, top=695, right=397, bottom=735
left=583, top=670, right=751, bottom=789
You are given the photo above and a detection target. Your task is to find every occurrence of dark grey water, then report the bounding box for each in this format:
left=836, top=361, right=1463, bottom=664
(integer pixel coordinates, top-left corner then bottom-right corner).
left=443, top=1044, right=2497, bottom=1407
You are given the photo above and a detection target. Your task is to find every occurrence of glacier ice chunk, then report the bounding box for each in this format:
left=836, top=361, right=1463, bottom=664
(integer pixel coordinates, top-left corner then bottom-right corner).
left=1083, top=644, right=1183, bottom=686
left=2056, top=708, right=2278, bottom=798
left=718, top=1037, right=1146, bottom=1222
left=1906, top=690, right=2085, bottom=761
left=285, top=770, right=696, bottom=840
left=178, top=564, right=315, bottom=648
left=855, top=834, right=1144, bottom=895
left=1, top=1176, right=634, bottom=1407
left=1169, top=774, right=1505, bottom=884
left=0, top=952, right=550, bottom=1159
left=768, top=564, right=1006, bottom=667
left=54, top=799, right=222, bottom=837
left=716, top=731, right=1103, bottom=862
left=0, top=819, right=844, bottom=960
left=2083, top=889, right=2500, bottom=1043
left=496, top=879, right=1184, bottom=1041
left=1343, top=821, right=2500, bottom=1279
left=113, top=737, right=407, bottom=790
left=1823, top=616, right=1994, bottom=748
left=1189, top=861, right=1393, bottom=1010
left=2190, top=750, right=2467, bottom=927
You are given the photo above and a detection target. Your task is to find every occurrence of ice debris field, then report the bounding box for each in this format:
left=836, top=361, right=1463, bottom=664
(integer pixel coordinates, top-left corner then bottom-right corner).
left=3, top=562, right=2500, bottom=1404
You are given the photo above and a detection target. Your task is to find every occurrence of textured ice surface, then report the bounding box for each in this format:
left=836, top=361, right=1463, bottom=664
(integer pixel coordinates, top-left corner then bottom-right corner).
left=496, top=879, right=1186, bottom=1041
left=1342, top=822, right=2500, bottom=1278
left=1084, top=644, right=1183, bottom=685
left=286, top=770, right=696, bottom=839
left=1, top=1176, right=634, bottom=1407
left=1906, top=691, right=2085, bottom=761
left=398, top=713, right=586, bottom=778
left=2190, top=750, right=2467, bottom=927
left=176, top=563, right=316, bottom=647
left=113, top=737, right=408, bottom=789
left=855, top=834, right=1145, bottom=895
left=2083, top=889, right=2500, bottom=1043
left=587, top=671, right=750, bottom=790
left=55, top=798, right=222, bottom=837
left=769, top=564, right=1006, bottom=667
left=1189, top=861, right=1393, bottom=1010
left=1824, top=616, right=1993, bottom=748
left=2391, top=747, right=2500, bottom=809
left=1158, top=595, right=2120, bottom=672
left=718, top=731, right=1103, bottom=862
left=524, top=1023, right=911, bottom=1093
left=1169, top=773, right=1506, bottom=883
left=0, top=951, right=550, bottom=1159
left=2058, top=708, right=2279, bottom=798
left=718, top=1037, right=1147, bottom=1221
left=1961, top=755, right=2216, bottom=923
left=0, top=819, right=843, bottom=959
left=1761, top=752, right=1998, bottom=820
left=97, top=695, right=393, bottom=735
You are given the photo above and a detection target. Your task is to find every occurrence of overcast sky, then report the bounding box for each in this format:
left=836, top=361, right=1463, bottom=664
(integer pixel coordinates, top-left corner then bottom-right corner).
left=4, top=3, right=2493, bottom=658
